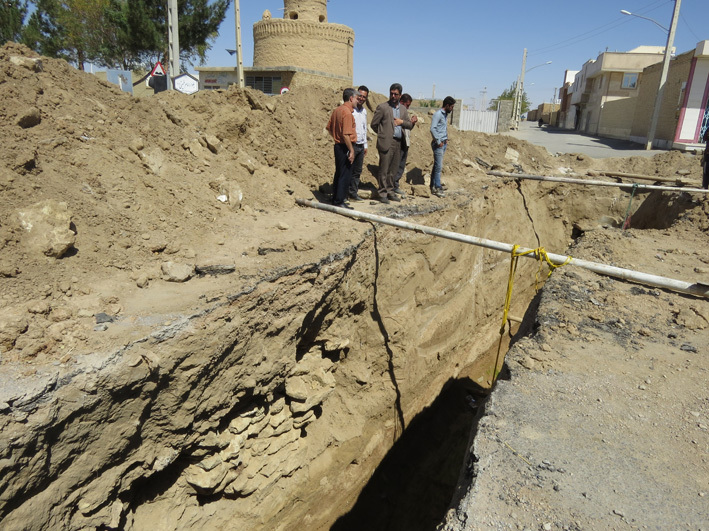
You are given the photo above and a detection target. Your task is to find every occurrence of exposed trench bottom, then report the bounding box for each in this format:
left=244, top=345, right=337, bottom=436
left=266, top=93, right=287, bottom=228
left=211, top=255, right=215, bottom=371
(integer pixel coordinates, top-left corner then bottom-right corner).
left=330, top=336, right=516, bottom=531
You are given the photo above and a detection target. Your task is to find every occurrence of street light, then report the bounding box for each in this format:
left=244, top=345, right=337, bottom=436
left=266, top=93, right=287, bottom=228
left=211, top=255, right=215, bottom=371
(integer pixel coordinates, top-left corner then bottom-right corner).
left=513, top=50, right=552, bottom=129
left=620, top=2, right=681, bottom=149
left=620, top=10, right=668, bottom=32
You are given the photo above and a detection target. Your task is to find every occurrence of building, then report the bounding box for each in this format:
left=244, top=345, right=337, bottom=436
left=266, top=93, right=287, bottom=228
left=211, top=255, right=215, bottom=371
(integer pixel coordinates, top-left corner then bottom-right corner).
left=630, top=40, right=709, bottom=150
left=197, top=0, right=354, bottom=93
left=557, top=70, right=579, bottom=129
left=565, top=46, right=667, bottom=138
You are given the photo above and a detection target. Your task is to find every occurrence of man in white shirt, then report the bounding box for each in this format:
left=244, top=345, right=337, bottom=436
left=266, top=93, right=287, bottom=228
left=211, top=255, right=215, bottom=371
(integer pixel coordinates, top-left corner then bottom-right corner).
left=349, top=85, right=369, bottom=201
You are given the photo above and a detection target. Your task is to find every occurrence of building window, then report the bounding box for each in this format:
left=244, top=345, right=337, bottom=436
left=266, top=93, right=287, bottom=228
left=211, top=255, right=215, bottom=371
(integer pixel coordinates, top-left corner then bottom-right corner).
left=621, top=73, right=638, bottom=89
left=245, top=76, right=282, bottom=95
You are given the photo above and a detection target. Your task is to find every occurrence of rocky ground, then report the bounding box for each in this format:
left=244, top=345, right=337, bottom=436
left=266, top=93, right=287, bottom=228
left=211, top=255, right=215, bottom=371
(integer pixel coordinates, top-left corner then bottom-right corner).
left=1, top=41, right=708, bottom=530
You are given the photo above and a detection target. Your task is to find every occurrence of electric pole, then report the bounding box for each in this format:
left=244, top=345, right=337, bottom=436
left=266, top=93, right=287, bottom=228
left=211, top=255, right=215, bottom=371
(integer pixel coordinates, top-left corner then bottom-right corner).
left=167, top=0, right=179, bottom=90
left=234, top=0, right=245, bottom=88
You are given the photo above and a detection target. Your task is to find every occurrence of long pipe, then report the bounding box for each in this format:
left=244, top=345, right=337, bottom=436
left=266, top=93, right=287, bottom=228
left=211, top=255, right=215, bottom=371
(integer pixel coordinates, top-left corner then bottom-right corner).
left=488, top=171, right=709, bottom=193
left=296, top=199, right=708, bottom=299
left=592, top=170, right=690, bottom=184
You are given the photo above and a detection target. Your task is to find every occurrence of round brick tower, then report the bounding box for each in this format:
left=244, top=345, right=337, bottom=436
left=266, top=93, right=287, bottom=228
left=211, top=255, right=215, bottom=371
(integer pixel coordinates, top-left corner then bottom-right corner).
left=283, top=0, right=327, bottom=22
left=253, top=0, right=354, bottom=80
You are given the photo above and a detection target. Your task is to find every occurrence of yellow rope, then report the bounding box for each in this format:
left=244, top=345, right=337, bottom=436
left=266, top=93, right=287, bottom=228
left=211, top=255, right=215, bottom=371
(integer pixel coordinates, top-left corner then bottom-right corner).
left=491, top=245, right=572, bottom=384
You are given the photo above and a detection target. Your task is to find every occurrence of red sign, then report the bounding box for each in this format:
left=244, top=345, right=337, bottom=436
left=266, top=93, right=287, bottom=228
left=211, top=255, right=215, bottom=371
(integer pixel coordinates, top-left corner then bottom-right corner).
left=150, top=62, right=166, bottom=76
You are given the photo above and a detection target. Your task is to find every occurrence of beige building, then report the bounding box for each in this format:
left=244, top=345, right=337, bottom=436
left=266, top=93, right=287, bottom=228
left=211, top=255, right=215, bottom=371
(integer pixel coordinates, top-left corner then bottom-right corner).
left=197, top=0, right=354, bottom=93
left=630, top=40, right=709, bottom=150
left=567, top=46, right=666, bottom=139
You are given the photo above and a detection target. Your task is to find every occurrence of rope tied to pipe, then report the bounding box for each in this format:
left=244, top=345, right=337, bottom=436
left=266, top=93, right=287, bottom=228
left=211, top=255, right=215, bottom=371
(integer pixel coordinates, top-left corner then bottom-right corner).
left=492, top=245, right=572, bottom=383
left=622, top=183, right=639, bottom=230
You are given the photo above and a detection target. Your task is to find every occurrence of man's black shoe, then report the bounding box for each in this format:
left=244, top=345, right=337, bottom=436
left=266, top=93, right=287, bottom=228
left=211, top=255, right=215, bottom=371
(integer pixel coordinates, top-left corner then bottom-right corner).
left=388, top=194, right=401, bottom=202
left=333, top=202, right=354, bottom=210
left=379, top=196, right=390, bottom=204
left=349, top=193, right=364, bottom=201
left=393, top=187, right=404, bottom=195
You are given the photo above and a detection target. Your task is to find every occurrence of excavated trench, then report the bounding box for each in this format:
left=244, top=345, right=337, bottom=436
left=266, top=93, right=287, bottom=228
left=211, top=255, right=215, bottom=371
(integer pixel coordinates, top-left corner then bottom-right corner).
left=1, top=182, right=684, bottom=531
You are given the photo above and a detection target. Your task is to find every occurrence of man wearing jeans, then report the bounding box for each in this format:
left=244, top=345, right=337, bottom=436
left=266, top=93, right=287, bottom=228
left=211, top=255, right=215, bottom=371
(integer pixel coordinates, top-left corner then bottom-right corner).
left=430, top=96, right=456, bottom=197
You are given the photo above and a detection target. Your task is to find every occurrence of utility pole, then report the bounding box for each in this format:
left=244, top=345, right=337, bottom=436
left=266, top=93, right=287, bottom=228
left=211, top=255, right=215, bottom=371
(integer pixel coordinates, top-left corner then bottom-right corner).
left=432, top=84, right=436, bottom=100
left=645, top=0, right=681, bottom=150
left=513, top=48, right=527, bottom=129
left=167, top=0, right=179, bottom=90
left=234, top=0, right=245, bottom=88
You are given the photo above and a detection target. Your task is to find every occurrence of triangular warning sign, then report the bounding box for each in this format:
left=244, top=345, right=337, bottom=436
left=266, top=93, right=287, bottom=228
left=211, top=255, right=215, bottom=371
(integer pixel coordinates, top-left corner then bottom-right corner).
left=150, top=62, right=166, bottom=76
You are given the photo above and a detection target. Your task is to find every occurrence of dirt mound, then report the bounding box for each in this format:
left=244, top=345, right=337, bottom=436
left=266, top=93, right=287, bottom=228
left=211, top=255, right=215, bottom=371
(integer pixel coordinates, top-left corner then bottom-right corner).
left=1, top=41, right=705, bottom=367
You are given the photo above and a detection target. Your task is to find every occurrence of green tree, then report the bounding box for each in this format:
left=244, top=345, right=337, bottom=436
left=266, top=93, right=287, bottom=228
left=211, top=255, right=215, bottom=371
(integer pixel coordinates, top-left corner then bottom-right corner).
left=109, top=0, right=229, bottom=70
left=22, top=0, right=230, bottom=72
left=22, top=0, right=113, bottom=69
left=1, top=0, right=28, bottom=45
left=490, top=82, right=531, bottom=114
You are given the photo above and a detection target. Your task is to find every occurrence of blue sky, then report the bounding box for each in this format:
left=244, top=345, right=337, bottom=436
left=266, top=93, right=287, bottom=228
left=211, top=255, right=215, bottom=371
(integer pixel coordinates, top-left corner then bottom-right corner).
left=205, top=0, right=707, bottom=108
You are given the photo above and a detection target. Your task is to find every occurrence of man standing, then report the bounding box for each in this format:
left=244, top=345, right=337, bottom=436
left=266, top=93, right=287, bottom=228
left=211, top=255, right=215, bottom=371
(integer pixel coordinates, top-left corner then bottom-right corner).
left=371, top=83, right=417, bottom=204
left=394, top=93, right=416, bottom=195
left=349, top=85, right=369, bottom=201
left=326, top=88, right=358, bottom=209
left=430, top=96, right=456, bottom=198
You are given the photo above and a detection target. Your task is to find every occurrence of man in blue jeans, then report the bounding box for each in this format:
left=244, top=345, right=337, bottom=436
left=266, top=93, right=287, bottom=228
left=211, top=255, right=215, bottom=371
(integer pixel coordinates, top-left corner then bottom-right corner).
left=430, top=96, right=456, bottom=197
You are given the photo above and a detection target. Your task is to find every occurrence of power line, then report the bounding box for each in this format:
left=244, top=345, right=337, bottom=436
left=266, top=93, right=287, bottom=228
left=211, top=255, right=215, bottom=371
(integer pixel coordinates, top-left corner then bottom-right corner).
left=527, top=0, right=671, bottom=58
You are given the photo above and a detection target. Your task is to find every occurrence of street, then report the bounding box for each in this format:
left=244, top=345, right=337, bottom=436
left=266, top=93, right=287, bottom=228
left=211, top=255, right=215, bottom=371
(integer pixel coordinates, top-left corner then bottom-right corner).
left=500, top=120, right=659, bottom=159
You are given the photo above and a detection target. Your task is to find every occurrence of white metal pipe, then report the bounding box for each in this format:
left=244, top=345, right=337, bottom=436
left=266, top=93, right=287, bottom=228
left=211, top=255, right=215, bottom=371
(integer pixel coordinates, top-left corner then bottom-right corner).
left=296, top=198, right=709, bottom=299
left=488, top=171, right=709, bottom=194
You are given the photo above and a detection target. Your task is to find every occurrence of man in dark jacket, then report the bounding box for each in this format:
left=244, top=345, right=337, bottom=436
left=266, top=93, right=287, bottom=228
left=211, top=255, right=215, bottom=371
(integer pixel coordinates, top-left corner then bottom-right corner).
left=371, top=83, right=417, bottom=204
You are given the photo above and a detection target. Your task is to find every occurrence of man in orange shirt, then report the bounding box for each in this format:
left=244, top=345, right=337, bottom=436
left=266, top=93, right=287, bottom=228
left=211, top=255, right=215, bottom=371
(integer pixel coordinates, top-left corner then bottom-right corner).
left=326, top=88, right=358, bottom=209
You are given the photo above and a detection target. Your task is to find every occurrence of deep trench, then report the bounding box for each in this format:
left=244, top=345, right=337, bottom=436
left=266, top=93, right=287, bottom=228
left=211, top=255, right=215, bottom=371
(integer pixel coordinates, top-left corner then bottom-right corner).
left=325, top=189, right=698, bottom=530
left=4, top=185, right=696, bottom=531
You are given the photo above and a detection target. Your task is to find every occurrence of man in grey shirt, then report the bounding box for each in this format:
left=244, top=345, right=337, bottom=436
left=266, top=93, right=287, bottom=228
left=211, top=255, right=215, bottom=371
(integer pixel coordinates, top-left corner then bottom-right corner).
left=430, top=96, right=455, bottom=197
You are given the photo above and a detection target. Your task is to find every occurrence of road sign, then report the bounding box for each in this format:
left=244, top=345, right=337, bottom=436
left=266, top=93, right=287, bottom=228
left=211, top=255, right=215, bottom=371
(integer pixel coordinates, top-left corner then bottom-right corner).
left=150, top=62, right=166, bottom=77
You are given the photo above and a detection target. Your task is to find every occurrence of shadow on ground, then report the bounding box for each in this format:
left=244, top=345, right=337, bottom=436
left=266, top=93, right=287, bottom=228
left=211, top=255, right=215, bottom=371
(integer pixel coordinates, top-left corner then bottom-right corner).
left=330, top=377, right=488, bottom=531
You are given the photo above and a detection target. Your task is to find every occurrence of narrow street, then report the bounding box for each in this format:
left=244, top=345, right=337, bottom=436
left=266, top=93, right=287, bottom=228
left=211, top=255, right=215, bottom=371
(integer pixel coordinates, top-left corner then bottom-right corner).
left=501, top=120, right=660, bottom=159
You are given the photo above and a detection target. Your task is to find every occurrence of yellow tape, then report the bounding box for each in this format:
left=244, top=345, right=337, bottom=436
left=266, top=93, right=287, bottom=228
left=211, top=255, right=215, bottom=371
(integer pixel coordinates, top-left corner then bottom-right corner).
left=492, top=245, right=572, bottom=384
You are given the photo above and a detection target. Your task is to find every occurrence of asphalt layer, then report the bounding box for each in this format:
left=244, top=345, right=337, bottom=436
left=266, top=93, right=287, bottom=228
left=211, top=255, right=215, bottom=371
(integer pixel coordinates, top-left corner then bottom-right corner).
left=501, top=121, right=660, bottom=159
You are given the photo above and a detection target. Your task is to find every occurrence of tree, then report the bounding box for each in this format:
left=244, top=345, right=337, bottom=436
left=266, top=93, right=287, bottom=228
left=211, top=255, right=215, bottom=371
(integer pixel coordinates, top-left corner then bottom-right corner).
left=22, top=0, right=113, bottom=69
left=22, top=0, right=230, bottom=72
left=1, top=0, right=28, bottom=45
left=490, top=82, right=531, bottom=114
left=105, top=0, right=232, bottom=71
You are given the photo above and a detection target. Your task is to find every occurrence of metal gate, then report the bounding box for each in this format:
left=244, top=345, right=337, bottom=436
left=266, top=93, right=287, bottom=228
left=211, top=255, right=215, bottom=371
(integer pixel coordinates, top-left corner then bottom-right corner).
left=457, top=109, right=499, bottom=133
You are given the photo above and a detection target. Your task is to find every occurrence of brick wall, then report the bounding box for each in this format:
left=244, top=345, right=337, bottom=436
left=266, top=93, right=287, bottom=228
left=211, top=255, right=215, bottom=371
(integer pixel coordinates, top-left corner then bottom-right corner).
left=630, top=50, right=694, bottom=146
